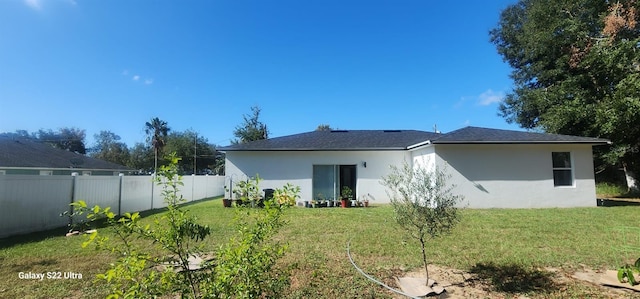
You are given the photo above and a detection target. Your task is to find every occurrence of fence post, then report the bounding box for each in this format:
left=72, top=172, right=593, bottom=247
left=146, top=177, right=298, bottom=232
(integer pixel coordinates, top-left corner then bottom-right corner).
left=192, top=174, right=196, bottom=202
left=118, top=173, right=124, bottom=215
left=150, top=174, right=154, bottom=210
left=69, top=172, right=78, bottom=227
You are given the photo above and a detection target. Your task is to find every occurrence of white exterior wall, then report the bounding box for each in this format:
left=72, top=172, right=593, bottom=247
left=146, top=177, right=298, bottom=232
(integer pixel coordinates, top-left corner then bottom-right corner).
left=426, top=144, right=597, bottom=208
left=225, top=150, right=410, bottom=202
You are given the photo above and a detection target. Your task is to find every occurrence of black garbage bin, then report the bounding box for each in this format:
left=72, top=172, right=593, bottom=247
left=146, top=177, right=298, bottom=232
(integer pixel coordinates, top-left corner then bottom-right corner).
left=263, top=188, right=275, bottom=201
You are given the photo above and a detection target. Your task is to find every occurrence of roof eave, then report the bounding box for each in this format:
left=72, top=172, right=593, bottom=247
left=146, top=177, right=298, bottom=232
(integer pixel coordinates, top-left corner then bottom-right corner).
left=222, top=147, right=408, bottom=152
left=432, top=140, right=611, bottom=145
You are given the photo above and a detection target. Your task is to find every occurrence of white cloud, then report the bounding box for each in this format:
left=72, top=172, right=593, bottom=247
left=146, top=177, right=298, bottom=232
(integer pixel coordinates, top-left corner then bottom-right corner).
left=132, top=75, right=140, bottom=81
left=144, top=79, right=154, bottom=85
left=478, top=89, right=505, bottom=106
left=24, top=0, right=42, bottom=10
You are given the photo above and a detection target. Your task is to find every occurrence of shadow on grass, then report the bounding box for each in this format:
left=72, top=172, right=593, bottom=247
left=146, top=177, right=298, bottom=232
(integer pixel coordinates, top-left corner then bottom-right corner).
left=0, top=197, right=220, bottom=250
left=597, top=198, right=640, bottom=207
left=469, top=262, right=557, bottom=294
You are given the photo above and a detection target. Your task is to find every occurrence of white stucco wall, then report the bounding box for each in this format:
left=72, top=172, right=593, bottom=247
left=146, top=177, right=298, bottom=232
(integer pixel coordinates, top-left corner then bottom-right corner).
left=226, top=143, right=598, bottom=208
left=426, top=144, right=597, bottom=208
left=225, top=150, right=409, bottom=202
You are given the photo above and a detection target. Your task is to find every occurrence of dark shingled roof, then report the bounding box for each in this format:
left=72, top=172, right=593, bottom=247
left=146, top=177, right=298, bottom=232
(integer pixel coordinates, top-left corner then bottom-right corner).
left=431, top=126, right=611, bottom=144
left=220, top=126, right=610, bottom=151
left=0, top=136, right=131, bottom=170
left=221, top=130, right=441, bottom=151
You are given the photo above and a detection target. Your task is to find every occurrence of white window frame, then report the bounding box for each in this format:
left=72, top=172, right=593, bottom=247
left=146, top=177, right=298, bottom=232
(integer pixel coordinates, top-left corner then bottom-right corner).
left=82, top=171, right=92, bottom=176
left=40, top=170, right=53, bottom=176
left=552, top=152, right=574, bottom=187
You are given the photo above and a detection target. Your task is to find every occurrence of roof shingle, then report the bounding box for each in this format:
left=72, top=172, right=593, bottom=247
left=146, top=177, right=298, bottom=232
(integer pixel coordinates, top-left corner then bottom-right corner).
left=0, top=136, right=130, bottom=170
left=220, top=126, right=610, bottom=151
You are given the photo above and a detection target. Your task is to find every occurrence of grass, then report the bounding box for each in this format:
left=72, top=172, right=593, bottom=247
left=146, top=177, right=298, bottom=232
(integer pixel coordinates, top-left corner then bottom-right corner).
left=2, top=197, right=640, bottom=298
left=597, top=182, right=640, bottom=199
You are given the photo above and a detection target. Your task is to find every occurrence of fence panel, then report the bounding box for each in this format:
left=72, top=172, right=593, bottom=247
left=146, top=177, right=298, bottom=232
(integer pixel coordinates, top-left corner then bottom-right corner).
left=0, top=175, right=73, bottom=238
left=0, top=174, right=225, bottom=238
left=120, top=176, right=153, bottom=213
left=74, top=175, right=120, bottom=212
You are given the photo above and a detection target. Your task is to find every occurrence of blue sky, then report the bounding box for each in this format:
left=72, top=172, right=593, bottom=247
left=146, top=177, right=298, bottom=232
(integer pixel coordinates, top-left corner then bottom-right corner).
left=0, top=0, right=519, bottom=148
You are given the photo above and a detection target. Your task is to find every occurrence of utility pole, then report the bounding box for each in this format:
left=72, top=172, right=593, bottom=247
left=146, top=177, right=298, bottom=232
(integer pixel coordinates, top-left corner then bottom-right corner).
left=194, top=133, right=197, bottom=175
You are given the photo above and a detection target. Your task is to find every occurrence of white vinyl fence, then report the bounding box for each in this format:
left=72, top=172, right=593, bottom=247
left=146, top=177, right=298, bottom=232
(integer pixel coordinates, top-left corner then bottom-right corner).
left=0, top=174, right=225, bottom=238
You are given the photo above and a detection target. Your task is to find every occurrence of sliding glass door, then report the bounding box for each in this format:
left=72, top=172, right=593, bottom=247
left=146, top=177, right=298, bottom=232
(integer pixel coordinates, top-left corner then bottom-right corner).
left=312, top=165, right=356, bottom=201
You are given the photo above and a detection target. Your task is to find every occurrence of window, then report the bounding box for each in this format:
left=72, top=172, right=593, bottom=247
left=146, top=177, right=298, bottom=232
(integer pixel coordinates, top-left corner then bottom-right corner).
left=39, top=170, right=53, bottom=176
left=552, top=152, right=573, bottom=186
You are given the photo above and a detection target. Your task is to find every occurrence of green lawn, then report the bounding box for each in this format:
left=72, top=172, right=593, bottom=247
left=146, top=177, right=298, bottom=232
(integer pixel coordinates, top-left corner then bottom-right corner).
left=1, top=197, right=639, bottom=298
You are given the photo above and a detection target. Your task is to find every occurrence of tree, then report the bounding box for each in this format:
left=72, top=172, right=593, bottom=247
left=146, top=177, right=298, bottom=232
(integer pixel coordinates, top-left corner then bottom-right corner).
left=381, top=162, right=462, bottom=284
left=315, top=124, right=333, bottom=131
left=90, top=131, right=130, bottom=166
left=36, top=127, right=87, bottom=154
left=144, top=117, right=170, bottom=174
left=491, top=0, right=640, bottom=191
left=71, top=156, right=293, bottom=298
left=164, top=130, right=218, bottom=174
left=128, top=142, right=154, bottom=173
left=232, top=106, right=269, bottom=144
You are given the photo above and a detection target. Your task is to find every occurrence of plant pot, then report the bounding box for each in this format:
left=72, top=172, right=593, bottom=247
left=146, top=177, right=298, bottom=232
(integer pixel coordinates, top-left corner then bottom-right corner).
left=235, top=199, right=244, bottom=207
left=327, top=201, right=334, bottom=208
left=341, top=199, right=348, bottom=208
left=223, top=199, right=232, bottom=208
left=363, top=200, right=369, bottom=208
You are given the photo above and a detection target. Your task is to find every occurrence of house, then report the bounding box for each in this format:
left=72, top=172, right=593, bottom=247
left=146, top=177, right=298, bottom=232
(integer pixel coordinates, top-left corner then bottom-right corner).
left=0, top=135, right=130, bottom=175
left=220, top=126, right=610, bottom=208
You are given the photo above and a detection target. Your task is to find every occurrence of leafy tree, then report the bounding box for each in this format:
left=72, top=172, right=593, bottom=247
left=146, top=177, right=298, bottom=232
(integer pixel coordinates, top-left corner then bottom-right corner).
left=164, top=130, right=218, bottom=174
left=381, top=162, right=463, bottom=284
left=315, top=124, right=333, bottom=131
left=128, top=142, right=154, bottom=173
left=211, top=150, right=225, bottom=175
left=491, top=0, right=640, bottom=190
left=90, top=131, right=130, bottom=166
left=145, top=117, right=170, bottom=174
left=232, top=106, right=269, bottom=144
left=36, top=127, right=87, bottom=154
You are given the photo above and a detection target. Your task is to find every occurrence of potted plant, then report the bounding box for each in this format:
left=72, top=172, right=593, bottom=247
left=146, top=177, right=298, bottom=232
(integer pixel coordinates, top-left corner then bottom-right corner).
left=273, top=183, right=301, bottom=207
left=223, top=186, right=232, bottom=207
left=340, top=186, right=353, bottom=208
left=234, top=175, right=262, bottom=207
left=362, top=194, right=372, bottom=208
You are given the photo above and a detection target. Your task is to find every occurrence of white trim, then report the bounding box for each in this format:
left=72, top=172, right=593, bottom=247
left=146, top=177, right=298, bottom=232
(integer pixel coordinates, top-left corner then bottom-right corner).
left=407, top=140, right=432, bottom=151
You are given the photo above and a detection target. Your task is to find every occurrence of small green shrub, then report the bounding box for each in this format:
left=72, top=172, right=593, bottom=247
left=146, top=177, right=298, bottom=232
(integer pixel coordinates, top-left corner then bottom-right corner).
left=69, top=153, right=297, bottom=298
left=618, top=258, right=640, bottom=286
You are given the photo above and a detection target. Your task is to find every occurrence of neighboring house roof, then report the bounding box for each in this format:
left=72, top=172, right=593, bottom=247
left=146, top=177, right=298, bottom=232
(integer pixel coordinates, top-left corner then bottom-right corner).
left=0, top=136, right=130, bottom=170
left=219, top=126, right=611, bottom=152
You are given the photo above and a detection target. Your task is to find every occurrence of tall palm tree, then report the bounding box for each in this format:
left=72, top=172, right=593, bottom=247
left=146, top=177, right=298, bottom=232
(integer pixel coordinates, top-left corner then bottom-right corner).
left=145, top=117, right=170, bottom=174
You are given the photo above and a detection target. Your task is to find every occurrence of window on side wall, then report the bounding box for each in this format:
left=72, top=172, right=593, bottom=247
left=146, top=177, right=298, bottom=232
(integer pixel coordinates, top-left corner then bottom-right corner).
left=552, top=152, right=573, bottom=187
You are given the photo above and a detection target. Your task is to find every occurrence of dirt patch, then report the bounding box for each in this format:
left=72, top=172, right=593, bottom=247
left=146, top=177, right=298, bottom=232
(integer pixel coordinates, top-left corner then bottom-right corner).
left=387, top=264, right=638, bottom=298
